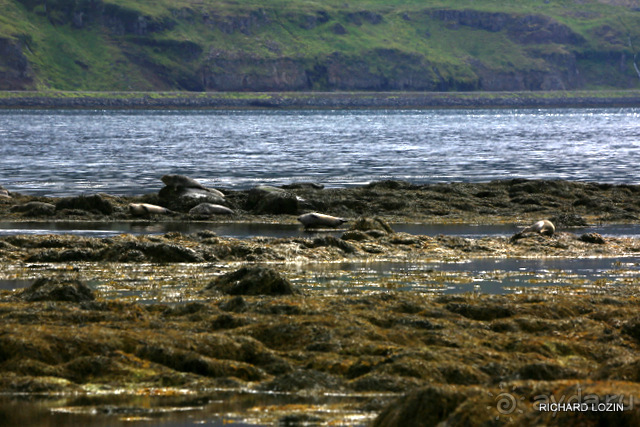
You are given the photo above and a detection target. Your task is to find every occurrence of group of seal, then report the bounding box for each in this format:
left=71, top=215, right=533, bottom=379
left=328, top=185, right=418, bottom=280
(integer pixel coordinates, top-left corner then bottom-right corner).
left=129, top=175, right=232, bottom=218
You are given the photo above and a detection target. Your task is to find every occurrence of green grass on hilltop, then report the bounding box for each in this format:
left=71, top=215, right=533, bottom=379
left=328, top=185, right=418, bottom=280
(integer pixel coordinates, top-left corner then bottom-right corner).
left=1, top=0, right=639, bottom=91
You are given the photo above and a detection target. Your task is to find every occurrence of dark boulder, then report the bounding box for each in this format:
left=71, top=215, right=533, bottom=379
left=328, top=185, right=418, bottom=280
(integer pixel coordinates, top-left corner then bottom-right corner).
left=55, top=194, right=114, bottom=215
left=10, top=201, right=56, bottom=216
left=17, top=277, right=95, bottom=302
left=205, top=266, right=298, bottom=296
left=245, top=186, right=298, bottom=214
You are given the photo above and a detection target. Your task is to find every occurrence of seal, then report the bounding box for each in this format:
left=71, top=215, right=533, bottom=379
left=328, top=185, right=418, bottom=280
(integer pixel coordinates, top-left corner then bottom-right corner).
left=161, top=174, right=225, bottom=199
left=521, top=219, right=555, bottom=236
left=129, top=203, right=173, bottom=216
left=510, top=219, right=555, bottom=242
left=189, top=203, right=234, bottom=216
left=298, top=212, right=348, bottom=229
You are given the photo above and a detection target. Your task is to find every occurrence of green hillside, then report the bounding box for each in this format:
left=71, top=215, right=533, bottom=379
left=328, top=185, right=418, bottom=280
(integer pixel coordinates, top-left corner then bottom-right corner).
left=1, top=0, right=640, bottom=91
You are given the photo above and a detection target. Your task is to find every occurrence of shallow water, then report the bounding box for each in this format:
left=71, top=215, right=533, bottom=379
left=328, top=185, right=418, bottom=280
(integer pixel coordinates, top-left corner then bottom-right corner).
left=0, top=391, right=375, bottom=427
left=1, top=221, right=640, bottom=239
left=1, top=108, right=639, bottom=196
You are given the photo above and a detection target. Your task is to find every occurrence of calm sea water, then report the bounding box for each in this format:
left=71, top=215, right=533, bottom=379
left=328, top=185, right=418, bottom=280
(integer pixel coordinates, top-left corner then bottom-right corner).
left=0, top=108, right=638, bottom=196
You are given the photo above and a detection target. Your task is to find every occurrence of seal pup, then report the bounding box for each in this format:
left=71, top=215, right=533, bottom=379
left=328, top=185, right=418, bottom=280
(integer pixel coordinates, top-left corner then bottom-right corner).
left=129, top=203, right=173, bottom=217
left=298, top=213, right=348, bottom=229
left=510, top=219, right=555, bottom=242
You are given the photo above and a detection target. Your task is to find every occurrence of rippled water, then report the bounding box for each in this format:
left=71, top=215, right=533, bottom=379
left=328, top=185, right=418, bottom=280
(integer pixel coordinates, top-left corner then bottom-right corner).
left=0, top=108, right=638, bottom=196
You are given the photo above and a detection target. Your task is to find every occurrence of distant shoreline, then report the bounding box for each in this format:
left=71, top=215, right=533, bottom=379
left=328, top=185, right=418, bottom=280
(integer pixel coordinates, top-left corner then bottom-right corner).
left=1, top=90, right=639, bottom=109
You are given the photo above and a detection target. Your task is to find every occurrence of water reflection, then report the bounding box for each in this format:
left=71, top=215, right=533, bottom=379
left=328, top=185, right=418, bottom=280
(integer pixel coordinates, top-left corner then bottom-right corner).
left=0, top=390, right=376, bottom=427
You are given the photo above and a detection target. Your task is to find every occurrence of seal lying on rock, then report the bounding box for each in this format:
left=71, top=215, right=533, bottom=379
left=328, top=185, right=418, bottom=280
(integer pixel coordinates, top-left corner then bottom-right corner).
left=510, top=219, right=555, bottom=242
left=298, top=213, right=348, bottom=229
left=189, top=203, right=234, bottom=216
left=161, top=174, right=225, bottom=199
left=522, top=219, right=555, bottom=236
left=129, top=203, right=173, bottom=217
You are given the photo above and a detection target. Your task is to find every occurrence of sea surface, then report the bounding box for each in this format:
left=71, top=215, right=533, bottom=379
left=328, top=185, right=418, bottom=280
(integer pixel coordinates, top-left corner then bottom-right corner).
left=0, top=107, right=639, bottom=196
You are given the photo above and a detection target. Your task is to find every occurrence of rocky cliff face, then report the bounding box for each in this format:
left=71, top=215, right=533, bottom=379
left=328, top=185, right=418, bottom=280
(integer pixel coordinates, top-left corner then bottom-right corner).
left=4, top=0, right=640, bottom=91
left=0, top=37, right=33, bottom=90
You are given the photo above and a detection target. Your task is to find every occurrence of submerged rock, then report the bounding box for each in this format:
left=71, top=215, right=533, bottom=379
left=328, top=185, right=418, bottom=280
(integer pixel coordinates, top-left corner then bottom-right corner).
left=16, top=277, right=95, bottom=302
left=205, top=266, right=299, bottom=296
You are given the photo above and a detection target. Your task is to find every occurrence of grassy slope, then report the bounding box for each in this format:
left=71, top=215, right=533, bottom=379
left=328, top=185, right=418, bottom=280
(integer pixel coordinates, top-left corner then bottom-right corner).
left=1, top=0, right=639, bottom=91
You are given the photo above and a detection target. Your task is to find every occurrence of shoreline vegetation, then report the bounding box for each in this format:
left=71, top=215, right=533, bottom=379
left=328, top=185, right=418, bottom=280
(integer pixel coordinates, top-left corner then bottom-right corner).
left=3, top=178, right=640, bottom=424
left=0, top=90, right=640, bottom=109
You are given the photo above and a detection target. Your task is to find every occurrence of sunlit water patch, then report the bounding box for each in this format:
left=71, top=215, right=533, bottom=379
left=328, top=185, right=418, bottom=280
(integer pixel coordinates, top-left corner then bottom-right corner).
left=1, top=108, right=639, bottom=196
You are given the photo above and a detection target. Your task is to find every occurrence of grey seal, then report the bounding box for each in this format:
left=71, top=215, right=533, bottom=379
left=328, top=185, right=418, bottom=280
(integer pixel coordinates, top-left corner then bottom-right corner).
left=298, top=213, right=348, bottom=229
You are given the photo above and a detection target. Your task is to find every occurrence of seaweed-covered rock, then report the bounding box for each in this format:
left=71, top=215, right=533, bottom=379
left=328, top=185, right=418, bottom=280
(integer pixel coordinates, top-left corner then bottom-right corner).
left=10, top=201, right=56, bottom=216
left=55, top=194, right=114, bottom=215
left=245, top=186, right=298, bottom=214
left=350, top=217, right=394, bottom=234
left=312, top=236, right=356, bottom=254
left=205, top=266, right=298, bottom=296
left=16, top=277, right=95, bottom=302
left=259, top=369, right=342, bottom=392
left=373, top=385, right=468, bottom=427
left=580, top=232, right=606, bottom=244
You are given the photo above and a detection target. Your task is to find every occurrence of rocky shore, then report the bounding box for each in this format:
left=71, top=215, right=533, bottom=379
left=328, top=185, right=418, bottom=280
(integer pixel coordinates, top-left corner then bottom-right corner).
left=2, top=178, right=640, bottom=425
left=1, top=90, right=640, bottom=110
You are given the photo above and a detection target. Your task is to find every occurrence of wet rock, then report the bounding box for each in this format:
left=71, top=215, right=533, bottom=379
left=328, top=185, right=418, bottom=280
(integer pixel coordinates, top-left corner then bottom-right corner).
left=550, top=212, right=588, bottom=227
left=55, top=194, right=114, bottom=215
left=341, top=230, right=371, bottom=241
left=312, top=236, right=356, bottom=254
left=189, top=203, right=234, bottom=217
left=205, top=266, right=298, bottom=296
left=350, top=217, right=394, bottom=234
left=580, top=232, right=606, bottom=244
left=373, top=385, right=468, bottom=427
left=10, top=201, right=55, bottom=216
left=245, top=185, right=298, bottom=214
left=16, top=277, right=95, bottom=302
left=100, top=240, right=204, bottom=263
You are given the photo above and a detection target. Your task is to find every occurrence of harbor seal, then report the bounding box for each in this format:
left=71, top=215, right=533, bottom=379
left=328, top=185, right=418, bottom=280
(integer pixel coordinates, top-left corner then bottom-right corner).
left=298, top=213, right=348, bottom=229
left=161, top=174, right=225, bottom=199
left=128, top=203, right=173, bottom=217
left=510, top=219, right=555, bottom=242
left=521, top=219, right=555, bottom=236
left=189, top=203, right=234, bottom=216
